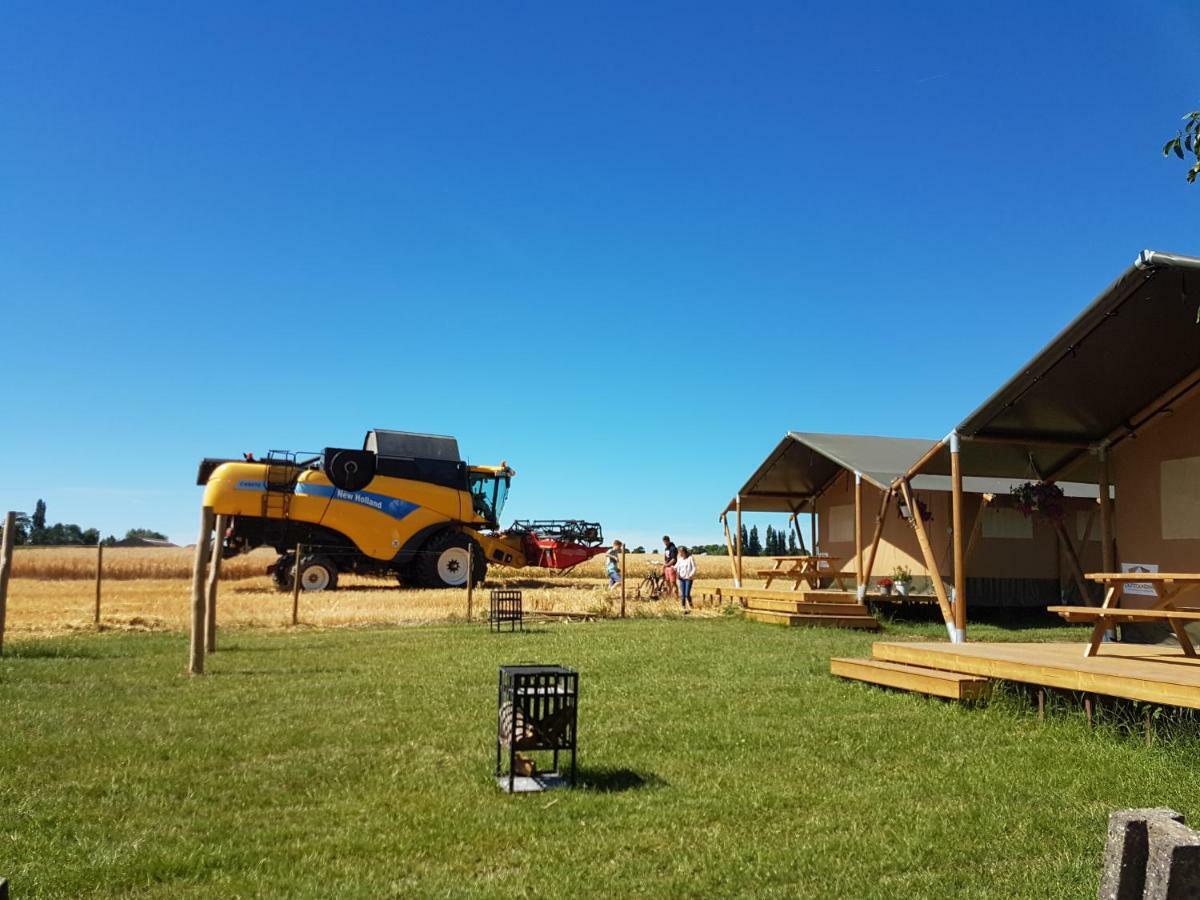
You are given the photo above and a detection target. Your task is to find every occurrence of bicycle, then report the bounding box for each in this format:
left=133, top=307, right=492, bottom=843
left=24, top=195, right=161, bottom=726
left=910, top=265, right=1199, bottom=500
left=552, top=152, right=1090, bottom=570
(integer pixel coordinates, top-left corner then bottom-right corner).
left=637, top=561, right=669, bottom=600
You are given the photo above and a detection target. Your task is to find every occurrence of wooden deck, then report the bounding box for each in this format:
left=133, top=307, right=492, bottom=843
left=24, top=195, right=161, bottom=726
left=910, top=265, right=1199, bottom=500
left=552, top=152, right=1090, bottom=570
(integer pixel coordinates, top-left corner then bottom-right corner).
left=871, top=640, right=1200, bottom=709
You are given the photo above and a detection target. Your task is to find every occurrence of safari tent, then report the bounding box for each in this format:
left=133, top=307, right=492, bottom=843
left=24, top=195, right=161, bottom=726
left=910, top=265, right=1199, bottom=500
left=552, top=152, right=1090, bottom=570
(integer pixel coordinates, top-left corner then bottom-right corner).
left=723, top=432, right=1104, bottom=610
left=906, top=249, right=1200, bottom=640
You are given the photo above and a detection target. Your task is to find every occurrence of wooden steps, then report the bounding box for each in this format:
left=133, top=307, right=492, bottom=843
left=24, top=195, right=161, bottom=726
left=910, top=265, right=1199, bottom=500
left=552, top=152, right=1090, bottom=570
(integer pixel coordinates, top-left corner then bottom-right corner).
left=746, top=609, right=880, bottom=630
left=748, top=597, right=868, bottom=615
left=700, top=585, right=882, bottom=631
left=831, top=657, right=991, bottom=701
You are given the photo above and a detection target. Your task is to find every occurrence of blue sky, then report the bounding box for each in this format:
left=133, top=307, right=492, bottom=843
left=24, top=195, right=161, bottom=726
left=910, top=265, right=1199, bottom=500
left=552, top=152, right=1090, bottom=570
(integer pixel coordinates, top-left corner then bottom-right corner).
left=1, top=1, right=1197, bottom=548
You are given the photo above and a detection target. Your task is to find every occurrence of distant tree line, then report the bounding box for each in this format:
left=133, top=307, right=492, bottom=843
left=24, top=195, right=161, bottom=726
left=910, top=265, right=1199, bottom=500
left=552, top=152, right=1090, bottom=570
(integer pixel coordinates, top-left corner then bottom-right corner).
left=0, top=499, right=168, bottom=547
left=683, top=523, right=802, bottom=557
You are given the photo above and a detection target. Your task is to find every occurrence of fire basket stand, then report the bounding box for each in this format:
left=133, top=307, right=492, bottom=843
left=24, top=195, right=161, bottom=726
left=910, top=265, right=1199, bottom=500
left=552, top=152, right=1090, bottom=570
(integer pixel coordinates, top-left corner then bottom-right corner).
left=495, top=665, right=578, bottom=793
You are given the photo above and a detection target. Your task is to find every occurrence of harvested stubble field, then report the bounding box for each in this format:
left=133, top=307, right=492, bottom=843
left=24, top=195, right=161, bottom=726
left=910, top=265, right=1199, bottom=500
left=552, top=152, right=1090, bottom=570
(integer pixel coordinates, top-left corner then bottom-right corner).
left=5, top=549, right=736, bottom=636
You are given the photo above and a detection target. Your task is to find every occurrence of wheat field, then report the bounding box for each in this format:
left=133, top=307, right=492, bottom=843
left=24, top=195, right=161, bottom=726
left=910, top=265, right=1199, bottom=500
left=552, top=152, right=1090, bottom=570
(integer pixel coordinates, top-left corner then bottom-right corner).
left=4, top=548, right=738, bottom=636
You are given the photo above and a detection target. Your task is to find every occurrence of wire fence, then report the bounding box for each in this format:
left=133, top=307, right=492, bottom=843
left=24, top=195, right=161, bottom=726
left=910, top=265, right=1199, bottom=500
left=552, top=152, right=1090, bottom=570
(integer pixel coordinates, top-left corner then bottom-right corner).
left=0, top=519, right=727, bottom=655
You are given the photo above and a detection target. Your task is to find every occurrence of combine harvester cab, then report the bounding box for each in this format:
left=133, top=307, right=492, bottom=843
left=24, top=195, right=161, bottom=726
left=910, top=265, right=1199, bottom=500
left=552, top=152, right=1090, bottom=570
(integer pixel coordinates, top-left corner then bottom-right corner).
left=197, top=429, right=606, bottom=592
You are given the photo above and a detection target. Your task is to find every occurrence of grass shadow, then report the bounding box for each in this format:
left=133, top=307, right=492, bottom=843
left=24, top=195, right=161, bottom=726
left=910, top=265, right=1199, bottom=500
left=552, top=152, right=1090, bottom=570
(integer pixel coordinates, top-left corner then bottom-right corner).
left=576, top=767, right=666, bottom=792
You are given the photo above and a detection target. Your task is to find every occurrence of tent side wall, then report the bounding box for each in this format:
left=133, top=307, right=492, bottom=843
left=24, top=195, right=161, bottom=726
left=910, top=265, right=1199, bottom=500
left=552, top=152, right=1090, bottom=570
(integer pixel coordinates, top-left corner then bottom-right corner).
left=1112, top=388, right=1200, bottom=578
left=815, top=472, right=1102, bottom=605
left=816, top=476, right=930, bottom=584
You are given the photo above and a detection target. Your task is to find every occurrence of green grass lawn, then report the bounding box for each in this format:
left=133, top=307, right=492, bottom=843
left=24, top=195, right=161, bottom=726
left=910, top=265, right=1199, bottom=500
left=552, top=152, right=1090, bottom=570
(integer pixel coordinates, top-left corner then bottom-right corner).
left=2, top=617, right=1198, bottom=898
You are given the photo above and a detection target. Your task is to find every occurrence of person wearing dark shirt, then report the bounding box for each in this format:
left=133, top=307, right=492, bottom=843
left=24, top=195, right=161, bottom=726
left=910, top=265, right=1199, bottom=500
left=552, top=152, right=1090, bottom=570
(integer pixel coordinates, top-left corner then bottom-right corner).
left=662, top=535, right=679, bottom=598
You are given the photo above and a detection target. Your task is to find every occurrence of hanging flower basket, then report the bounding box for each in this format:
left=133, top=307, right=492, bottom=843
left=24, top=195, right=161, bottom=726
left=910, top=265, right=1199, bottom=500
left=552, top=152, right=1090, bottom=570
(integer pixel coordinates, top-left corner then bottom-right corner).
left=1011, top=481, right=1066, bottom=523
left=897, top=497, right=933, bottom=523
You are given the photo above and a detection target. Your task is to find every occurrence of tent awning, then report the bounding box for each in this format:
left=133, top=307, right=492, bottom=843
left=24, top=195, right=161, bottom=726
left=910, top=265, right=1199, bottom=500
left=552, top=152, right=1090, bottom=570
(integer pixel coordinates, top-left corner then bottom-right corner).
left=914, top=250, right=1200, bottom=482
left=728, top=433, right=1103, bottom=514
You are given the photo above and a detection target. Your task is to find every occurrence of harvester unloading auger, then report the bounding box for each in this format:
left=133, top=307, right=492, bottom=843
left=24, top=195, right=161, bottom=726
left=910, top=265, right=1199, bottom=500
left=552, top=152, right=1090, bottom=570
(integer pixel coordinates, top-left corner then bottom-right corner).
left=196, top=429, right=607, bottom=591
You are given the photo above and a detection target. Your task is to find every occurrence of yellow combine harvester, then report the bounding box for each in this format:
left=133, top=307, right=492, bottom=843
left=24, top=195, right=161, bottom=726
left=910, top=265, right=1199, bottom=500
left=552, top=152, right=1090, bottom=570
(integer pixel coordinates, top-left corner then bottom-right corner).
left=197, top=429, right=605, bottom=591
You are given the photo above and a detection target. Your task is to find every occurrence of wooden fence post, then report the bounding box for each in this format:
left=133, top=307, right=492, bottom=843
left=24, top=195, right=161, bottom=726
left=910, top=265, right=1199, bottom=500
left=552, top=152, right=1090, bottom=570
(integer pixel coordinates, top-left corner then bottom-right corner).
left=205, top=514, right=227, bottom=653
left=620, top=546, right=627, bottom=618
left=94, top=541, right=104, bottom=627
left=189, top=506, right=214, bottom=675
left=291, top=542, right=302, bottom=626
left=0, top=511, right=14, bottom=656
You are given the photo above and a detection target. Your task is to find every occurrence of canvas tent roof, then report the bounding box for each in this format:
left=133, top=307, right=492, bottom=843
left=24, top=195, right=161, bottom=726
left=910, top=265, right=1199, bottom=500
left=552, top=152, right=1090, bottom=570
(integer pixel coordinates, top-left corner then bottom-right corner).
left=730, top=433, right=936, bottom=512
left=729, top=432, right=1102, bottom=513
left=914, top=250, right=1200, bottom=483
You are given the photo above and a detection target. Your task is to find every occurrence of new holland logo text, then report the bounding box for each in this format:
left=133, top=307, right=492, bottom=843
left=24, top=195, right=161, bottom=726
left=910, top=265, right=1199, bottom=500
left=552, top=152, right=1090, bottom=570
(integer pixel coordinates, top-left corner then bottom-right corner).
left=336, top=489, right=383, bottom=510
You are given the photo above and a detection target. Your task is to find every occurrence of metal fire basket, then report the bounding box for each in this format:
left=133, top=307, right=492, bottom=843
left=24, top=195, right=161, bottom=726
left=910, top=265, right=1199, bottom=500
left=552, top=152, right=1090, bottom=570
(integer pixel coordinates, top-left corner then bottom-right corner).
left=496, top=665, right=578, bottom=792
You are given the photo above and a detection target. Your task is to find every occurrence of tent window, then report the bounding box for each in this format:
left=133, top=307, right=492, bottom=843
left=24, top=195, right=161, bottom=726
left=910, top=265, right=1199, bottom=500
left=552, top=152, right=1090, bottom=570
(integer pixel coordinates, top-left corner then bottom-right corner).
left=983, top=507, right=1033, bottom=540
left=1161, top=457, right=1200, bottom=540
left=828, top=504, right=855, bottom=543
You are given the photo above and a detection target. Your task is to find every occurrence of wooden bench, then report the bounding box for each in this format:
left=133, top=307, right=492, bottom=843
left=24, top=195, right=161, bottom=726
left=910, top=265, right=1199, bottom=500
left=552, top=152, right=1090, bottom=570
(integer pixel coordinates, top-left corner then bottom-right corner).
left=489, top=589, right=524, bottom=633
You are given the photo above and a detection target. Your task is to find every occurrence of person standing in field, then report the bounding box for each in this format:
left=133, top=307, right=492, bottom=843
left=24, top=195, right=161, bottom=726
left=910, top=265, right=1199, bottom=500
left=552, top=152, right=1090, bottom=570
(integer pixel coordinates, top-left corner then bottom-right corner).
left=675, top=546, right=696, bottom=613
left=606, top=540, right=624, bottom=592
left=662, top=535, right=679, bottom=598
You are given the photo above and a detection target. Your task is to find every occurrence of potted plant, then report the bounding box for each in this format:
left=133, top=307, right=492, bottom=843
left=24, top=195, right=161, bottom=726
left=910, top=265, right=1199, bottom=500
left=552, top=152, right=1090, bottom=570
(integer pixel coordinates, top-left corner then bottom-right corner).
left=878, top=577, right=894, bottom=596
left=892, top=566, right=913, bottom=597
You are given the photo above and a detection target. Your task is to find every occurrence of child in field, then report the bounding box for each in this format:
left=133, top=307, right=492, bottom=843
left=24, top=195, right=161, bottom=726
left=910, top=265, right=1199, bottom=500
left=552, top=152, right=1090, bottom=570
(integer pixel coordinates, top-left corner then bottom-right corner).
left=675, top=546, right=696, bottom=612
left=606, top=540, right=624, bottom=591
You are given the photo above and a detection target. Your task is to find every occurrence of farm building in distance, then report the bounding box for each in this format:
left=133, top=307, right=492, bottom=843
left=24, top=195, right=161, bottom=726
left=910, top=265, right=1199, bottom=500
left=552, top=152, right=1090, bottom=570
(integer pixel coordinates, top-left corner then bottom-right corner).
left=725, top=432, right=1104, bottom=608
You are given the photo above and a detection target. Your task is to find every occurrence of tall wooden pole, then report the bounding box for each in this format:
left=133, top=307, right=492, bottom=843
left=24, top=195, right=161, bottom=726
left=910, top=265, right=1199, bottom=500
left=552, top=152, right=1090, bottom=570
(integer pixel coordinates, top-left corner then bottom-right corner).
left=0, top=511, right=14, bottom=657
left=189, top=506, right=214, bottom=675
left=291, top=542, right=303, bottom=626
left=94, top=541, right=104, bottom=627
left=721, top=513, right=738, bottom=583
left=205, top=514, right=227, bottom=653
left=734, top=495, right=743, bottom=588
left=854, top=473, right=864, bottom=599
left=466, top=544, right=474, bottom=623
left=950, top=432, right=966, bottom=643
left=861, top=488, right=892, bottom=600
left=1098, top=445, right=1115, bottom=573
left=899, top=480, right=955, bottom=641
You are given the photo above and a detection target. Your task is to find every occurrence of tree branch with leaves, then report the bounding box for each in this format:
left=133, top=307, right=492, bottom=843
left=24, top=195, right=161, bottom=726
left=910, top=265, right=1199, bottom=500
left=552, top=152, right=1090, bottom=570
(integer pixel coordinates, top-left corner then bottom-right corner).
left=1163, top=110, right=1200, bottom=183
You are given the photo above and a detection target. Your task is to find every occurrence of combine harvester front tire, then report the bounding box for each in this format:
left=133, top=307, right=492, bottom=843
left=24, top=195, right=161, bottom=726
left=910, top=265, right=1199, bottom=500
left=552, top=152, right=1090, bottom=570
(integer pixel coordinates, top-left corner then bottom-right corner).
left=415, top=530, right=486, bottom=588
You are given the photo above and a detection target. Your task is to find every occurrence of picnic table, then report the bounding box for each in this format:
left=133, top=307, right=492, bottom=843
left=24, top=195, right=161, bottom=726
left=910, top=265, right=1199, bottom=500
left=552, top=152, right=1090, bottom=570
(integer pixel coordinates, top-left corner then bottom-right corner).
left=757, top=555, right=850, bottom=591
left=1049, top=573, right=1200, bottom=658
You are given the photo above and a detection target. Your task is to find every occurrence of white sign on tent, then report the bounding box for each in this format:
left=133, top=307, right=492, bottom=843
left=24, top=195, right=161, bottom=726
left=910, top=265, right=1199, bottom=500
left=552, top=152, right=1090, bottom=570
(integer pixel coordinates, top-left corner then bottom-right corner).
left=1121, top=562, right=1159, bottom=597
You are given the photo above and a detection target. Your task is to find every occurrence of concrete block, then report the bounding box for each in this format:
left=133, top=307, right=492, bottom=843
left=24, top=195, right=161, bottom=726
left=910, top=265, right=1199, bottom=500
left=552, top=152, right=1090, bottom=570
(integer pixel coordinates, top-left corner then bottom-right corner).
left=1099, top=808, right=1185, bottom=900
left=1144, top=817, right=1200, bottom=899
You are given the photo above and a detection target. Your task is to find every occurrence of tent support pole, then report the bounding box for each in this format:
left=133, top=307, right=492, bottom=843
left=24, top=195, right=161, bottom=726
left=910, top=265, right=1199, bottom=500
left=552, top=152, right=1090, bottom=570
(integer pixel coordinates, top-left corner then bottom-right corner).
left=721, top=512, right=738, bottom=584
left=854, top=473, right=864, bottom=600
left=1098, top=445, right=1115, bottom=572
left=809, top=498, right=817, bottom=557
left=861, top=488, right=892, bottom=603
left=965, top=493, right=992, bottom=564
left=951, top=432, right=966, bottom=643
left=735, top=495, right=743, bottom=588
left=899, top=479, right=956, bottom=641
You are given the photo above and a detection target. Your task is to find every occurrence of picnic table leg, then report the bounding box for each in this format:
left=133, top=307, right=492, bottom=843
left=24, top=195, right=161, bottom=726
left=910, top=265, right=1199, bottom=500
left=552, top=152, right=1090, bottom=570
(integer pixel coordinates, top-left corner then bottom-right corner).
left=1084, top=620, right=1107, bottom=657
left=1169, top=619, right=1198, bottom=658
